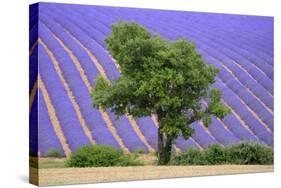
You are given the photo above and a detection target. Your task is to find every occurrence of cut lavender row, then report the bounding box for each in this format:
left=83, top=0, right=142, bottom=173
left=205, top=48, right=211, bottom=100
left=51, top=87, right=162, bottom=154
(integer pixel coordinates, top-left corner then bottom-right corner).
left=38, top=89, right=65, bottom=156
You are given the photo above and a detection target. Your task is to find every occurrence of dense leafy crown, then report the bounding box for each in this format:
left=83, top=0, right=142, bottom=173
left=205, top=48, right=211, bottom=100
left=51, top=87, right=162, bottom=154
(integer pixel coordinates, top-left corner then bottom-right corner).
left=92, top=21, right=230, bottom=139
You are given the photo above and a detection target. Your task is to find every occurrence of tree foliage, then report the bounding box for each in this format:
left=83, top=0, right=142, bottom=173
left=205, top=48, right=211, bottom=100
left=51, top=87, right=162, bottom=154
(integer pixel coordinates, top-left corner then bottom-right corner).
left=91, top=21, right=230, bottom=164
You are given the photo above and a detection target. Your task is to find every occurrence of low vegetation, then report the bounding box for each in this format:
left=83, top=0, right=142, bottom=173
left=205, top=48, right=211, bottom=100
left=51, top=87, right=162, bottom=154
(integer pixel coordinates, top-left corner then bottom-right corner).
left=32, top=143, right=273, bottom=169
left=66, top=145, right=143, bottom=167
left=169, top=142, right=273, bottom=165
left=45, top=148, right=64, bottom=158
left=39, top=160, right=66, bottom=169
left=133, top=148, right=147, bottom=154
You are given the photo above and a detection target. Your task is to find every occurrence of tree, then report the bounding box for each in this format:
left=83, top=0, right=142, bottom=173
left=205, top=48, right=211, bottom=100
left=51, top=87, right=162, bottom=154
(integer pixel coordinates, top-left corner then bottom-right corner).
left=91, top=21, right=230, bottom=165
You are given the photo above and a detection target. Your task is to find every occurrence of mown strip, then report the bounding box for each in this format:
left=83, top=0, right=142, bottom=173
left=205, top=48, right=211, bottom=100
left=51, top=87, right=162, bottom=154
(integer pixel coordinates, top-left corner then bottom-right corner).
left=29, top=39, right=38, bottom=56
left=29, top=78, right=38, bottom=112
left=38, top=76, right=71, bottom=157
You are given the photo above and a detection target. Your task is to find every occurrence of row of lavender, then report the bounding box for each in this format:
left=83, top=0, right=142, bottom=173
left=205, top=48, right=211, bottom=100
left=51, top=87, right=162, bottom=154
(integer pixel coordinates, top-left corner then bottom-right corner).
left=30, top=3, right=273, bottom=156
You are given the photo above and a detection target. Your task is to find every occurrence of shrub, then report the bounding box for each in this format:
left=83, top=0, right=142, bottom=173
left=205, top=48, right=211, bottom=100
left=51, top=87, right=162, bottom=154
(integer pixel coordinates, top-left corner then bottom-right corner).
left=169, top=142, right=273, bottom=165
left=117, top=154, right=144, bottom=166
left=45, top=148, right=63, bottom=158
left=169, top=147, right=206, bottom=165
left=133, top=148, right=146, bottom=154
left=29, top=158, right=38, bottom=168
left=66, top=145, right=143, bottom=167
left=226, top=142, right=273, bottom=165
left=203, top=144, right=228, bottom=165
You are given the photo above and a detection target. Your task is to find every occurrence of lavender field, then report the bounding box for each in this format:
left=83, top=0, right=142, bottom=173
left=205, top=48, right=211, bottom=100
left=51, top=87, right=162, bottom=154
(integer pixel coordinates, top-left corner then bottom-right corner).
left=29, top=3, right=273, bottom=157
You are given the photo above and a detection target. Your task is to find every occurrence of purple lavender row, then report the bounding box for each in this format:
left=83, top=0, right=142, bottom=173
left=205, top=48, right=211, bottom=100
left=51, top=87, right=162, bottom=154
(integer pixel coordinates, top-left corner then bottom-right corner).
left=175, top=137, right=201, bottom=151
left=222, top=114, right=261, bottom=143
left=202, top=55, right=273, bottom=130
left=175, top=23, right=273, bottom=80
left=38, top=43, right=91, bottom=152
left=29, top=45, right=38, bottom=94
left=107, top=111, right=149, bottom=152
left=146, top=9, right=273, bottom=55
left=192, top=44, right=273, bottom=115
left=207, top=117, right=239, bottom=145
left=40, top=13, right=150, bottom=152
left=29, top=88, right=38, bottom=156
left=39, top=22, right=120, bottom=148
left=214, top=81, right=273, bottom=145
left=29, top=23, right=38, bottom=51
left=176, top=12, right=273, bottom=67
left=200, top=102, right=240, bottom=145
left=41, top=8, right=120, bottom=82
left=54, top=6, right=109, bottom=50
left=38, top=89, right=65, bottom=156
left=190, top=123, right=218, bottom=148
left=29, top=3, right=39, bottom=156
left=29, top=3, right=38, bottom=31
left=222, top=59, right=272, bottom=109
left=134, top=117, right=158, bottom=149
left=182, top=13, right=274, bottom=57
left=182, top=27, right=273, bottom=80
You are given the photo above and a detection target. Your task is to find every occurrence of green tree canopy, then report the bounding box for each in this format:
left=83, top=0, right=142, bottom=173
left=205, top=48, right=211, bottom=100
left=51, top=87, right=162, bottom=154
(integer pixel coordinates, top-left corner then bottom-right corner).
left=91, top=21, right=230, bottom=164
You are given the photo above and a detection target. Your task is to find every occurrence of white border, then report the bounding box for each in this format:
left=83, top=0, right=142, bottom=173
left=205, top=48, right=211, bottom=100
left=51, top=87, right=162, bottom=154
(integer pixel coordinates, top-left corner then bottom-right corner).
left=0, top=0, right=280, bottom=188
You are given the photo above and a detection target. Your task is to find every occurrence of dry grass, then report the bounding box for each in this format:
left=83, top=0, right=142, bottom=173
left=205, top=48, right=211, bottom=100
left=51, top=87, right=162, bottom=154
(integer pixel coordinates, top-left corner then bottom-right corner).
left=31, top=165, right=273, bottom=186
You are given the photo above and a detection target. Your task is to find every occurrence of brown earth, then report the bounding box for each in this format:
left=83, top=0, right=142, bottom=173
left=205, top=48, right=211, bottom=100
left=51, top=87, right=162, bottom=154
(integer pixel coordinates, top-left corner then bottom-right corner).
left=31, top=165, right=273, bottom=186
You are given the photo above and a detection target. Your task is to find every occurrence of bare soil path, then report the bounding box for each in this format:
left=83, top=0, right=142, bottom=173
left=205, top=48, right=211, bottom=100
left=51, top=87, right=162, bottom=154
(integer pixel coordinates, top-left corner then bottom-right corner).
left=31, top=165, right=273, bottom=186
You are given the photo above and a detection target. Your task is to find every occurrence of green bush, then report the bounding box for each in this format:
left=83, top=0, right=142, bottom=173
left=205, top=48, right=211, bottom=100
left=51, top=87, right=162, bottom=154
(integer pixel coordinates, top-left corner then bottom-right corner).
left=169, top=142, right=273, bottom=165
left=66, top=145, right=143, bottom=167
left=226, top=142, right=273, bottom=165
left=133, top=148, right=146, bottom=154
left=203, top=144, right=228, bottom=165
left=29, top=158, right=38, bottom=168
left=169, top=148, right=206, bottom=165
left=117, top=154, right=144, bottom=166
left=45, top=148, right=63, bottom=158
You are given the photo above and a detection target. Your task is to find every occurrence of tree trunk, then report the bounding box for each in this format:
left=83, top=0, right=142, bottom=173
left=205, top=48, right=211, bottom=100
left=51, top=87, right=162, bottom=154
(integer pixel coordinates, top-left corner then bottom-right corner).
left=157, top=128, right=173, bottom=165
